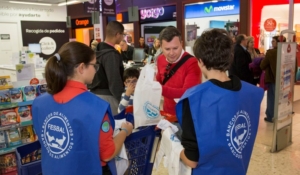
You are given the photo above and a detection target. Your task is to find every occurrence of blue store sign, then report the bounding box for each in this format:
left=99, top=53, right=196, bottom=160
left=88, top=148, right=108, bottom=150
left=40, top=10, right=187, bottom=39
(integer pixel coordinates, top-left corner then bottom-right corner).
left=185, top=0, right=240, bottom=19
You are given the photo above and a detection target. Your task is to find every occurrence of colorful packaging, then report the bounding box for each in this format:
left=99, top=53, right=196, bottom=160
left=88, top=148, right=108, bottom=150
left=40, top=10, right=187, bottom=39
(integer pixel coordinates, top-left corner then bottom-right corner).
left=0, top=76, right=13, bottom=90
left=0, top=109, right=18, bottom=126
left=6, top=128, right=22, bottom=147
left=0, top=153, right=17, bottom=173
left=0, top=90, right=11, bottom=104
left=9, top=88, right=23, bottom=103
left=16, top=106, right=32, bottom=124
left=36, top=84, right=47, bottom=96
left=0, top=131, right=7, bottom=149
left=21, top=148, right=41, bottom=165
left=20, top=125, right=35, bottom=144
left=22, top=86, right=36, bottom=101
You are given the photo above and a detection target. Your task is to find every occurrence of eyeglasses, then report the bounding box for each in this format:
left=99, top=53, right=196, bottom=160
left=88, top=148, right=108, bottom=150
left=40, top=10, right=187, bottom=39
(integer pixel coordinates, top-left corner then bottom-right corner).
left=87, top=63, right=99, bottom=71
left=125, top=79, right=137, bottom=84
left=164, top=63, right=172, bottom=78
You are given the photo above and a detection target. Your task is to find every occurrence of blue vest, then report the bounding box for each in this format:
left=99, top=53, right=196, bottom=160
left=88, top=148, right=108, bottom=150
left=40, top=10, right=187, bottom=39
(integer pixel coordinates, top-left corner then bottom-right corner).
left=32, top=92, right=115, bottom=175
left=176, top=81, right=263, bottom=175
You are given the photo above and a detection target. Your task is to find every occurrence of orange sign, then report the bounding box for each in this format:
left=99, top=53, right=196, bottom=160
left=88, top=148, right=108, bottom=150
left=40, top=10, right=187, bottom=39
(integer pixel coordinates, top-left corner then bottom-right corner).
left=116, top=13, right=123, bottom=22
left=75, top=19, right=89, bottom=26
left=264, top=18, right=277, bottom=32
left=30, top=78, right=39, bottom=85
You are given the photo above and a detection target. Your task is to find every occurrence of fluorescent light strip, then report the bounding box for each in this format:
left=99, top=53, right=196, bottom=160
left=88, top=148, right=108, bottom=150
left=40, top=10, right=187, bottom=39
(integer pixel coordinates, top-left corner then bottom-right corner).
left=58, top=1, right=81, bottom=6
left=9, top=1, right=52, bottom=6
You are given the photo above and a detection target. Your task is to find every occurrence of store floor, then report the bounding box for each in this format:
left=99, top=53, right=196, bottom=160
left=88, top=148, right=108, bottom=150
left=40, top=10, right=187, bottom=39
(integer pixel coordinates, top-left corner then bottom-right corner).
left=152, top=85, right=300, bottom=175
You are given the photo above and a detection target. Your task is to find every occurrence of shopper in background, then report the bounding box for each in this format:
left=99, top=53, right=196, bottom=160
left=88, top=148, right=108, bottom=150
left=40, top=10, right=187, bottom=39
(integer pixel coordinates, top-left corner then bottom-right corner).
left=138, top=37, right=149, bottom=54
left=148, top=38, right=160, bottom=57
left=118, top=68, right=140, bottom=113
left=229, top=34, right=254, bottom=84
left=156, top=26, right=201, bottom=137
left=32, top=41, right=133, bottom=175
left=126, top=35, right=134, bottom=46
left=260, top=36, right=286, bottom=123
left=90, top=21, right=125, bottom=116
left=247, top=36, right=263, bottom=85
left=119, top=39, right=134, bottom=63
left=90, top=39, right=98, bottom=52
left=177, top=29, right=263, bottom=174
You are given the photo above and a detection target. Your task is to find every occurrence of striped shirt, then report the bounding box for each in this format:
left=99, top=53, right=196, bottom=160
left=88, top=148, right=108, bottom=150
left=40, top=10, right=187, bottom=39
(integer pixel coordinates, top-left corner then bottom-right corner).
left=118, top=93, right=134, bottom=113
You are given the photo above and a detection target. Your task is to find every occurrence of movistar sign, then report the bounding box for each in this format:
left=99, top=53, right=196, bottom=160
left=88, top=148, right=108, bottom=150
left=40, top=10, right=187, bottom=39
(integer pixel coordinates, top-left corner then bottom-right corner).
left=185, top=0, right=239, bottom=19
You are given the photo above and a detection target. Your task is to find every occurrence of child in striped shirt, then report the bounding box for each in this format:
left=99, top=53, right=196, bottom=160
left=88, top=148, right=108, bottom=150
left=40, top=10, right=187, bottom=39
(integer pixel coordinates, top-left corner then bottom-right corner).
left=118, top=68, right=140, bottom=113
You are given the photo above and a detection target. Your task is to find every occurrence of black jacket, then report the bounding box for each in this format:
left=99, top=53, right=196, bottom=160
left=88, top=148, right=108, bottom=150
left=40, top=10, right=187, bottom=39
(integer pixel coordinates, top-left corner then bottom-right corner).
left=229, top=44, right=254, bottom=84
left=88, top=42, right=124, bottom=101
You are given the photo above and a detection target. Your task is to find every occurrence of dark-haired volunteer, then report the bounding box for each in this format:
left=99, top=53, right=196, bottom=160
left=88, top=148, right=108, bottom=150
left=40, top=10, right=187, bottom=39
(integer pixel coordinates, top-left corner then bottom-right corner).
left=32, top=41, right=133, bottom=175
left=177, top=29, right=264, bottom=174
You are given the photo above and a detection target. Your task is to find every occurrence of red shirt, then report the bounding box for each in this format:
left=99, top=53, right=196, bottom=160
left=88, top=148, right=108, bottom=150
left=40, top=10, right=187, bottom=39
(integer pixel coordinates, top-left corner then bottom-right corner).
left=53, top=80, right=115, bottom=166
left=156, top=52, right=201, bottom=115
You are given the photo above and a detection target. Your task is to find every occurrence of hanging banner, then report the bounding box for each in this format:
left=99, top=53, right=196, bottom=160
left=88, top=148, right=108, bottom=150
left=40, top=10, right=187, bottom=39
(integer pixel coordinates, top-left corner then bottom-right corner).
left=101, top=0, right=116, bottom=16
left=21, top=21, right=69, bottom=60
left=84, top=0, right=100, bottom=13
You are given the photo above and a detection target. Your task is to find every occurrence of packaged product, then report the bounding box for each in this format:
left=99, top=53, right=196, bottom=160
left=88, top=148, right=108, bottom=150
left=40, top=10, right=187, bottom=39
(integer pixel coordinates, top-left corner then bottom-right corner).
left=16, top=106, right=32, bottom=124
left=0, top=76, right=13, bottom=90
left=6, top=128, right=22, bottom=147
left=0, top=90, right=11, bottom=104
left=9, top=88, right=23, bottom=103
left=20, top=125, right=34, bottom=144
left=0, top=153, right=17, bottom=173
left=36, top=84, right=47, bottom=96
left=0, top=109, right=18, bottom=126
left=0, top=131, right=7, bottom=149
left=21, top=148, right=41, bottom=165
left=22, top=85, right=36, bottom=101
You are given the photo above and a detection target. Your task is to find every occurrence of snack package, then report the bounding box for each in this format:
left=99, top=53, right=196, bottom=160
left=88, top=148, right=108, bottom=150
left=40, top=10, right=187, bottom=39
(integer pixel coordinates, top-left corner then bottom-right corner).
left=6, top=128, right=22, bottom=147
left=21, top=148, right=41, bottom=165
left=36, top=84, right=47, bottom=96
left=0, top=90, right=11, bottom=104
left=20, top=125, right=35, bottom=144
left=0, top=131, right=7, bottom=149
left=16, top=106, right=32, bottom=124
left=22, top=86, right=36, bottom=101
left=9, top=88, right=23, bottom=103
left=0, top=109, right=18, bottom=126
left=0, top=153, right=17, bottom=173
left=0, top=76, right=13, bottom=90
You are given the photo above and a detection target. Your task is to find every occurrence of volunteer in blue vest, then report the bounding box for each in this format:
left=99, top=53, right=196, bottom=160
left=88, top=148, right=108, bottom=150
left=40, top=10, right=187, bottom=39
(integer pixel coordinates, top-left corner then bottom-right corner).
left=176, top=29, right=264, bottom=174
left=32, top=41, right=133, bottom=175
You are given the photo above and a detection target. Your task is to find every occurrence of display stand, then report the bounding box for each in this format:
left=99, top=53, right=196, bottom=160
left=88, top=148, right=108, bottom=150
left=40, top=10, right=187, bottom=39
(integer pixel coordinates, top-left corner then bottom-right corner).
left=271, top=30, right=297, bottom=152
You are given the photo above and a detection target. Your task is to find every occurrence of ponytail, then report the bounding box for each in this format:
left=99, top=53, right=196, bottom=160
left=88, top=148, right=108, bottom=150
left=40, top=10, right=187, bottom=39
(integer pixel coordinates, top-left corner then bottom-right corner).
left=45, top=54, right=67, bottom=95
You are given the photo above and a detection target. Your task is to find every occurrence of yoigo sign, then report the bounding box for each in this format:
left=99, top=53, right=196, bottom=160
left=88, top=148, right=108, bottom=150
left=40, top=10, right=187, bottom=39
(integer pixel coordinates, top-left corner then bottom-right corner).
left=185, top=0, right=239, bottom=19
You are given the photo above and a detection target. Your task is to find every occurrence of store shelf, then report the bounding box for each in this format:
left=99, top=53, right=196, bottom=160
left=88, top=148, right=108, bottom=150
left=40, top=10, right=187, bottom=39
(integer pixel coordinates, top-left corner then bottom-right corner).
left=0, top=121, right=33, bottom=131
left=0, top=101, right=33, bottom=110
left=0, top=142, right=33, bottom=156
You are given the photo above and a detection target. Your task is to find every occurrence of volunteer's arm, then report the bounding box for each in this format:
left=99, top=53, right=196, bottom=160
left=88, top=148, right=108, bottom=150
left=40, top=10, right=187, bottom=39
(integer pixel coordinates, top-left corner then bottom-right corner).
left=162, top=59, right=201, bottom=99
left=180, top=99, right=199, bottom=168
left=100, top=113, right=133, bottom=162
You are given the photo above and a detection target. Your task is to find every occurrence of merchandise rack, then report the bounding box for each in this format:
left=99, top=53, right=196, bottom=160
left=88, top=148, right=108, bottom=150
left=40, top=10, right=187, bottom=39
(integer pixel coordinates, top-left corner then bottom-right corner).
left=0, top=100, right=34, bottom=156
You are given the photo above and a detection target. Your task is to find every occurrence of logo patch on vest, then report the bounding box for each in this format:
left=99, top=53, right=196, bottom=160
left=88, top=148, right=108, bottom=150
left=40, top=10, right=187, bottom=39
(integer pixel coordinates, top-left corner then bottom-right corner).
left=101, top=121, right=110, bottom=133
left=226, top=110, right=251, bottom=159
left=41, top=112, right=74, bottom=159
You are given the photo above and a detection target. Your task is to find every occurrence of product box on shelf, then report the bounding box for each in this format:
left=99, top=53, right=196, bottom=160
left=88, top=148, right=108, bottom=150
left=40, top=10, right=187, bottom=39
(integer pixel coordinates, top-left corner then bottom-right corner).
left=9, top=88, right=23, bottom=103
left=36, top=84, right=47, bottom=96
left=0, top=131, right=7, bottom=149
left=20, top=126, right=34, bottom=144
left=0, top=76, right=13, bottom=90
left=16, top=106, right=32, bottom=125
left=0, top=152, right=17, bottom=174
left=0, top=109, right=17, bottom=126
left=5, top=128, right=21, bottom=147
left=22, top=86, right=36, bottom=101
left=0, top=90, right=11, bottom=104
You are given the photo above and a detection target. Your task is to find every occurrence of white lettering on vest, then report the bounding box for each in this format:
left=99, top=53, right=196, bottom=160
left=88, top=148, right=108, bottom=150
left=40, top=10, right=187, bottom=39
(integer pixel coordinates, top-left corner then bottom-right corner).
left=48, top=124, right=65, bottom=134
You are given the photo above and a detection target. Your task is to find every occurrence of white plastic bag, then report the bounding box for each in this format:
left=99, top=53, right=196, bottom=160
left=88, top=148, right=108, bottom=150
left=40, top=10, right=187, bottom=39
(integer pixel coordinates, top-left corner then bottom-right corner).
left=133, top=64, right=162, bottom=128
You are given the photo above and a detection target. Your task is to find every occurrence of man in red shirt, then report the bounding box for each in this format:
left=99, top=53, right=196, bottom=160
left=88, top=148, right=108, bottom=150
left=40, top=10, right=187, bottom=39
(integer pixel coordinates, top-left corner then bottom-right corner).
left=156, top=26, right=201, bottom=119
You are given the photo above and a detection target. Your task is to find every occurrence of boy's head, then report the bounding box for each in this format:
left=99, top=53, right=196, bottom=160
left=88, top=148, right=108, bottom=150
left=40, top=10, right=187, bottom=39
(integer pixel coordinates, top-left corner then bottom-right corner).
left=123, top=68, right=140, bottom=86
left=193, top=28, right=233, bottom=75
